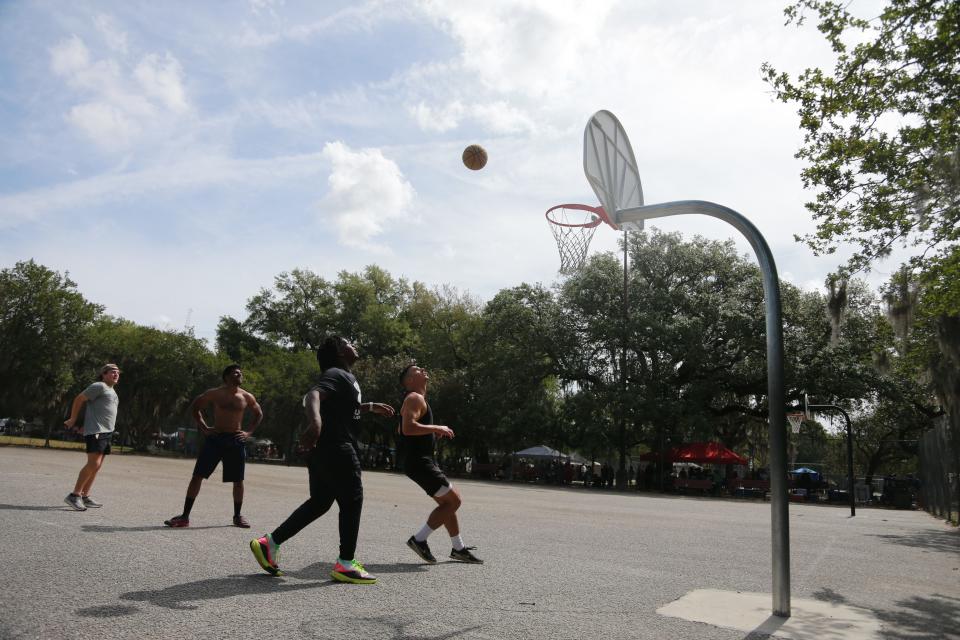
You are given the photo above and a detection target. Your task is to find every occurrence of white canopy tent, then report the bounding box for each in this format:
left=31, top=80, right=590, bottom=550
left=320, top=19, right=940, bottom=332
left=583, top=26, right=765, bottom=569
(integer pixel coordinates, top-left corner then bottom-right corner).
left=512, top=445, right=567, bottom=459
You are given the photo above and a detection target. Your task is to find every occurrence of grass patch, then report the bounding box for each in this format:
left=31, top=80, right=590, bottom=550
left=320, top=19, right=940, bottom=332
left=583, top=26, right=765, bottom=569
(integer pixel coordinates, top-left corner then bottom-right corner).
left=0, top=435, right=131, bottom=453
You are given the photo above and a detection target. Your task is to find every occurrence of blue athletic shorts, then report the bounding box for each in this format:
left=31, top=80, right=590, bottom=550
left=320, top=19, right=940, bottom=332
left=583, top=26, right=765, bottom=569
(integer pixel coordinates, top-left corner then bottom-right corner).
left=192, top=432, right=246, bottom=482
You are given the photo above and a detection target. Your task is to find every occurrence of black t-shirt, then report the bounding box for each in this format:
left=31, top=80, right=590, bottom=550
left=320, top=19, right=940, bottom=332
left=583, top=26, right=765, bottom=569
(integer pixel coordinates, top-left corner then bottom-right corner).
left=397, top=391, right=435, bottom=460
left=306, top=367, right=362, bottom=450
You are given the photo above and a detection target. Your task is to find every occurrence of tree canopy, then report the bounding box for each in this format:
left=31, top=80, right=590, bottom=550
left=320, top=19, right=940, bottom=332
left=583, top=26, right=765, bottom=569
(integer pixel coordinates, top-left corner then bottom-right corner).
left=762, top=0, right=959, bottom=284
left=0, top=239, right=938, bottom=479
left=0, top=260, right=103, bottom=419
left=764, top=0, right=958, bottom=493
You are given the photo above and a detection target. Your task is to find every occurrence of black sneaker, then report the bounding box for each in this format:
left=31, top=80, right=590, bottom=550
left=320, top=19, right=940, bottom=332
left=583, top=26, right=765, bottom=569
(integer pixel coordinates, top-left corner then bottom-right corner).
left=450, top=546, right=483, bottom=564
left=406, top=535, right=436, bottom=563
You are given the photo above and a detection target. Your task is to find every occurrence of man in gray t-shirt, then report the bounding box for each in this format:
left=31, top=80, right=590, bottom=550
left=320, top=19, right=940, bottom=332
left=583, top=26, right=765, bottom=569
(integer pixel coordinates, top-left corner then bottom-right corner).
left=63, top=364, right=121, bottom=511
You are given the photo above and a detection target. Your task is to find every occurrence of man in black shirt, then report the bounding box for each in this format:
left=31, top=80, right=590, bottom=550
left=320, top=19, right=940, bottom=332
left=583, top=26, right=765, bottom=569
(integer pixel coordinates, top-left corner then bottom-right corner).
left=249, top=336, right=395, bottom=583
left=399, top=364, right=482, bottom=564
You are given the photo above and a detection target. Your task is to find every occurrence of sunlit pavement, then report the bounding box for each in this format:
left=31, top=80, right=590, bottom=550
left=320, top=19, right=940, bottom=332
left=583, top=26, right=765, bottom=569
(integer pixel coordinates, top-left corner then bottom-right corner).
left=2, top=446, right=957, bottom=640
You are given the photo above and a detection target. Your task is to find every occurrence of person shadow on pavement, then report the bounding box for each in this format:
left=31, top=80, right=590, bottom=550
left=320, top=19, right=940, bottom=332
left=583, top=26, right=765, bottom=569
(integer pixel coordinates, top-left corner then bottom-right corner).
left=111, top=562, right=431, bottom=612
left=81, top=524, right=233, bottom=533
left=117, top=572, right=339, bottom=611
left=0, top=503, right=69, bottom=511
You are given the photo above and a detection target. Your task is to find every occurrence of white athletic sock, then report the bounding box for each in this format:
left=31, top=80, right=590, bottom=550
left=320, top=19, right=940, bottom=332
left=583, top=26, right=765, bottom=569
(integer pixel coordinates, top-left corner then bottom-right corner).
left=414, top=523, right=435, bottom=542
left=451, top=535, right=465, bottom=551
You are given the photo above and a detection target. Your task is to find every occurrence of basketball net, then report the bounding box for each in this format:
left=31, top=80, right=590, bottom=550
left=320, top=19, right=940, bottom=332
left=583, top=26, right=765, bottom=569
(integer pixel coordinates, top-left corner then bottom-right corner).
left=787, top=413, right=804, bottom=434
left=546, top=205, right=604, bottom=275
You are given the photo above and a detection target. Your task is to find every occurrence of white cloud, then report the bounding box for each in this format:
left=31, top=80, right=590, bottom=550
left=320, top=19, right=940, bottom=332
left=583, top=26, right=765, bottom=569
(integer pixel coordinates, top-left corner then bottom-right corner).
left=50, top=35, right=91, bottom=75
left=0, top=152, right=327, bottom=227
left=409, top=99, right=534, bottom=135
left=134, top=53, right=188, bottom=113
left=411, top=100, right=464, bottom=132
left=471, top=100, right=535, bottom=134
left=320, top=141, right=415, bottom=248
left=94, top=14, right=129, bottom=54
left=417, top=0, right=616, bottom=99
left=249, top=0, right=285, bottom=17
left=234, top=1, right=404, bottom=48
left=244, top=97, right=319, bottom=130
left=48, top=34, right=190, bottom=151
left=66, top=102, right=141, bottom=151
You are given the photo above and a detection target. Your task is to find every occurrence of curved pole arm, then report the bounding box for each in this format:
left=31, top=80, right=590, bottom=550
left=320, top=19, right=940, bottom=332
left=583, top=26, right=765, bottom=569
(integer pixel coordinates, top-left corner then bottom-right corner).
left=618, top=199, right=791, bottom=617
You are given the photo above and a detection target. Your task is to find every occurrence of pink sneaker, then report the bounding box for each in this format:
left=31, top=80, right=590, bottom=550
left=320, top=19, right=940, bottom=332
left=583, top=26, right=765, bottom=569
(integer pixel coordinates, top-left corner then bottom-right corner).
left=249, top=535, right=281, bottom=575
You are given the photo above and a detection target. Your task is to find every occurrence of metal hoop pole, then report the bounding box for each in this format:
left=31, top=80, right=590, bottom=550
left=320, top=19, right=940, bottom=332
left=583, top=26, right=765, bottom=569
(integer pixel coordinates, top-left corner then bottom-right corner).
left=618, top=199, right=790, bottom=617
left=808, top=403, right=856, bottom=517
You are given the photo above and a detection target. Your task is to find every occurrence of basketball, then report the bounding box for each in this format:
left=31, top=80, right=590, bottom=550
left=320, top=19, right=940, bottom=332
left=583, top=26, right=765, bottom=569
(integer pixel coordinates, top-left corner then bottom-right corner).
left=462, top=144, right=487, bottom=171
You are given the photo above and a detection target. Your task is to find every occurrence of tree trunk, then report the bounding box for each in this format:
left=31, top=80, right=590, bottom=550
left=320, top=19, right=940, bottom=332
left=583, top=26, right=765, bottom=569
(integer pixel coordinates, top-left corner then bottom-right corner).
left=935, top=314, right=960, bottom=522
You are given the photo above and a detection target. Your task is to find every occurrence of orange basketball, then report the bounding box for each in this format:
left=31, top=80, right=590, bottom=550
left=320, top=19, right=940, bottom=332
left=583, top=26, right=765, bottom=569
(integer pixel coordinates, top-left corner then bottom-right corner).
left=462, top=144, right=487, bottom=170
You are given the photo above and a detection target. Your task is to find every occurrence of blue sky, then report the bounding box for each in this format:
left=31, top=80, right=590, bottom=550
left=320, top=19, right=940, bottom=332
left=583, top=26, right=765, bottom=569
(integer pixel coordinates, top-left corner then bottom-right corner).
left=0, top=1, right=893, bottom=345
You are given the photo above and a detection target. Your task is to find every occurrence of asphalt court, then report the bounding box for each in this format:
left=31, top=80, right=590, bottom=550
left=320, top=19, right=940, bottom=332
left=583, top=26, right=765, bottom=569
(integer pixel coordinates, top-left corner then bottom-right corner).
left=2, top=447, right=957, bottom=639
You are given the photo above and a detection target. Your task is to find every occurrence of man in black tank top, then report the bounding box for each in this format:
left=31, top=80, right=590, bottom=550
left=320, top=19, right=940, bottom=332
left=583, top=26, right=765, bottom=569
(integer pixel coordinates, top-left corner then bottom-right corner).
left=249, top=336, right=395, bottom=583
left=399, top=364, right=483, bottom=564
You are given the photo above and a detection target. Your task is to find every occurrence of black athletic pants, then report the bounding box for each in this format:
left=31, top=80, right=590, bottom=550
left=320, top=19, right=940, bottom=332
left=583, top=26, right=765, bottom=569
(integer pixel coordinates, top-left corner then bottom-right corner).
left=271, top=443, right=363, bottom=560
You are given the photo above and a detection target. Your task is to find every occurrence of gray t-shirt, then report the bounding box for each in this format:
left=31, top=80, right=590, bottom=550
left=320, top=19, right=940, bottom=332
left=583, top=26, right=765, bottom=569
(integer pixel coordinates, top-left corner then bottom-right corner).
left=82, top=382, right=119, bottom=436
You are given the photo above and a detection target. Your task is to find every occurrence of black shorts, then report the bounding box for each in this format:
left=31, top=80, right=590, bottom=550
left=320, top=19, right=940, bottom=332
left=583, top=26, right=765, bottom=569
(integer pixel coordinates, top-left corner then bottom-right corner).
left=192, top=433, right=246, bottom=482
left=84, top=433, right=112, bottom=455
left=404, top=456, right=450, bottom=496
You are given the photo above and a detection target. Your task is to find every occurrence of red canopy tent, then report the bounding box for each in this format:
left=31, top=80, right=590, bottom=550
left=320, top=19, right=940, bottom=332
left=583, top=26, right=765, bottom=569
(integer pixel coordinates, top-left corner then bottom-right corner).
left=636, top=442, right=746, bottom=465
left=674, top=442, right=747, bottom=465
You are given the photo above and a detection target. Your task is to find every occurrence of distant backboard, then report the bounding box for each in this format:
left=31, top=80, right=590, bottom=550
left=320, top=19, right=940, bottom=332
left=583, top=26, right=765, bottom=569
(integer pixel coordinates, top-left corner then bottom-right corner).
left=583, top=110, right=645, bottom=231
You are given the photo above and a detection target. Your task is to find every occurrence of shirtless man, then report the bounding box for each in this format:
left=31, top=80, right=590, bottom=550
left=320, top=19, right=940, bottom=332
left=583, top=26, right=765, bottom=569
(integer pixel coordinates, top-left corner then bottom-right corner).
left=164, top=364, right=263, bottom=528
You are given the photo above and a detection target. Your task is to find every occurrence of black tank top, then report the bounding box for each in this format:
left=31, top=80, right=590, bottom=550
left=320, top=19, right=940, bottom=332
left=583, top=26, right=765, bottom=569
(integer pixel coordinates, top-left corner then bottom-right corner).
left=397, top=391, right=435, bottom=459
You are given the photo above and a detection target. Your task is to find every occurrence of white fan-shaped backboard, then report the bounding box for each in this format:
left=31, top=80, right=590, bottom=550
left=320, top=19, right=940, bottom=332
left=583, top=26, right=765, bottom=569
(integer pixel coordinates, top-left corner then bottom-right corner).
left=583, top=110, right=644, bottom=231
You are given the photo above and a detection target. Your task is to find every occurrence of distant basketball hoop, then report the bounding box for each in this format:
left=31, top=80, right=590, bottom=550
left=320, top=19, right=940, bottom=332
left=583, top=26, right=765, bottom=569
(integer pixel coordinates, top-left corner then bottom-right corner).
left=787, top=413, right=804, bottom=434
left=545, top=203, right=616, bottom=274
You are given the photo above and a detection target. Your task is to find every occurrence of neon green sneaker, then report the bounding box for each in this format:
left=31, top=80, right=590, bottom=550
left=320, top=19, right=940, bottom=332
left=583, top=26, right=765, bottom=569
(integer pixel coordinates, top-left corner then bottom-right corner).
left=250, top=534, right=282, bottom=576
left=331, top=558, right=376, bottom=584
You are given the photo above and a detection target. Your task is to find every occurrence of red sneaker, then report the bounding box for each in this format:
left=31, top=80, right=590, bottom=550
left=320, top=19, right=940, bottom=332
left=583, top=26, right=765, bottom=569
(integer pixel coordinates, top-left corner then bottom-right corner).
left=164, top=515, right=189, bottom=528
